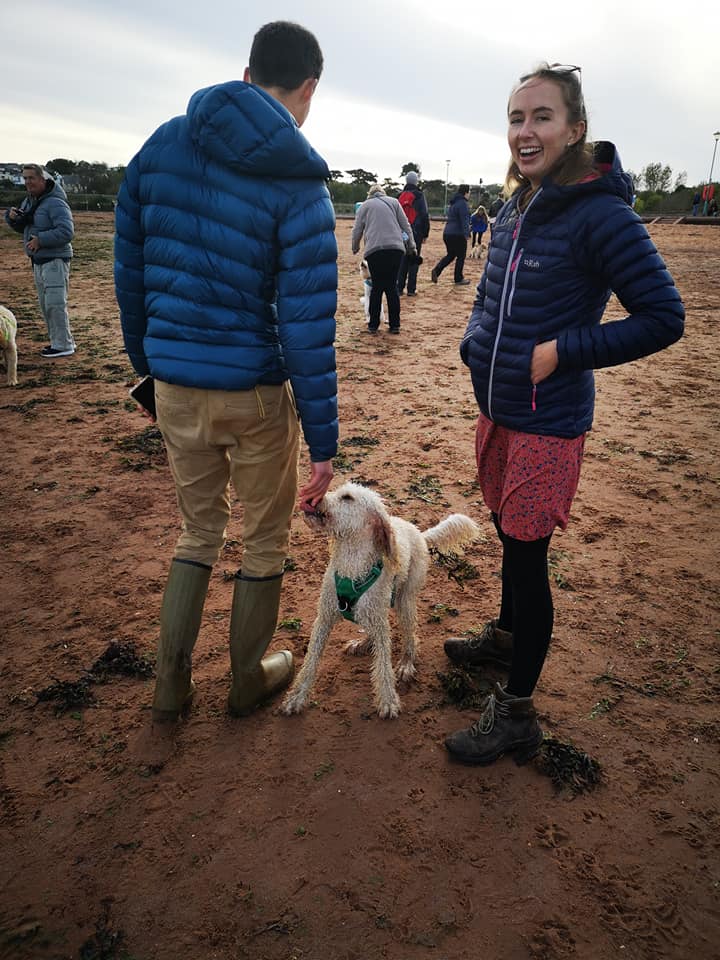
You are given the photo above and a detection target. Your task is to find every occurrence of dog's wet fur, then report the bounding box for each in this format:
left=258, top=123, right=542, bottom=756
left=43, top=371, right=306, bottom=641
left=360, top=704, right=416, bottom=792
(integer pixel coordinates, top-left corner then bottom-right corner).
left=283, top=482, right=480, bottom=719
left=0, top=306, right=18, bottom=386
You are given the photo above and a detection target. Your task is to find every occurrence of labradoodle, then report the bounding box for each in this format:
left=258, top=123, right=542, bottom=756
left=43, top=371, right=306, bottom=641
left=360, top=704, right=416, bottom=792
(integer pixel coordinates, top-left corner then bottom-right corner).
left=0, top=306, right=18, bottom=386
left=282, top=482, right=480, bottom=719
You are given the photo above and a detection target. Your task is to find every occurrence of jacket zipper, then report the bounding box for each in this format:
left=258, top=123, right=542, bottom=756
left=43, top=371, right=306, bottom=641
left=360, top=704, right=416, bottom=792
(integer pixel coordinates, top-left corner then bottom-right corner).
left=486, top=188, right=543, bottom=420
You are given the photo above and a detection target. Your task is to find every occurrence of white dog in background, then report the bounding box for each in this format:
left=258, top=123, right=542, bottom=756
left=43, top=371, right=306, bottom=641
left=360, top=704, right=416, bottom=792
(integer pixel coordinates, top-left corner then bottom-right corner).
left=359, top=260, right=386, bottom=325
left=282, top=482, right=480, bottom=719
left=0, top=306, right=18, bottom=387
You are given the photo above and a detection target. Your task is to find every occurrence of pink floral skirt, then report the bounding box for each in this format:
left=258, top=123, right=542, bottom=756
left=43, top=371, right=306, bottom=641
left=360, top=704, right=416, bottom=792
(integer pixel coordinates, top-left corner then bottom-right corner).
left=475, top=413, right=585, bottom=541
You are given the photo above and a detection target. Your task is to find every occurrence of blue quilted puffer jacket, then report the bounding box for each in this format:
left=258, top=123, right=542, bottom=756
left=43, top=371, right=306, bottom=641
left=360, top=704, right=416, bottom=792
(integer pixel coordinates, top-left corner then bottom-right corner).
left=114, top=81, right=338, bottom=462
left=461, top=142, right=684, bottom=438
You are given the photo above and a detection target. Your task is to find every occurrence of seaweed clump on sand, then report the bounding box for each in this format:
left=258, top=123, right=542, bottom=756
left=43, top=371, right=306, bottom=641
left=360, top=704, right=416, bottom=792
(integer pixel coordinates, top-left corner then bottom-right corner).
left=90, top=639, right=154, bottom=680
left=36, top=641, right=155, bottom=714
left=429, top=547, right=479, bottom=586
left=36, top=677, right=96, bottom=713
left=535, top=737, right=602, bottom=794
left=436, top=666, right=494, bottom=711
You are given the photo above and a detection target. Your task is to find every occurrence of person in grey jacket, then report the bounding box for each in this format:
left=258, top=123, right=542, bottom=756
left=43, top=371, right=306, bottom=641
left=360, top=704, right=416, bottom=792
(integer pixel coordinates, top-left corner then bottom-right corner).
left=431, top=185, right=471, bottom=286
left=351, top=183, right=415, bottom=333
left=4, top=165, right=75, bottom=357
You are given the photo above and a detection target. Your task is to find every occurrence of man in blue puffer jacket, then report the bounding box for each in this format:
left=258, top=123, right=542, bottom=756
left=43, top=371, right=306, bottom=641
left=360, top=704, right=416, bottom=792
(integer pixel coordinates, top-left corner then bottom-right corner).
left=114, top=21, right=338, bottom=723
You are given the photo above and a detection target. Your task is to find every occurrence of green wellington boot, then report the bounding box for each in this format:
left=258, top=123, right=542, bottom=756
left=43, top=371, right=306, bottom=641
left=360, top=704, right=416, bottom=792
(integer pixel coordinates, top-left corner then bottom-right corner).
left=227, top=573, right=295, bottom=717
left=151, top=560, right=212, bottom=723
left=444, top=682, right=543, bottom=765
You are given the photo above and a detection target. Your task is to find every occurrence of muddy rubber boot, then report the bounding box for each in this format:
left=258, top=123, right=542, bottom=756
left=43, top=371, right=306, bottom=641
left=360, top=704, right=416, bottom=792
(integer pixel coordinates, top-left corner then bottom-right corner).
left=444, top=619, right=513, bottom=669
left=152, top=560, right=212, bottom=723
left=444, top=682, right=543, bottom=765
left=227, top=573, right=294, bottom=717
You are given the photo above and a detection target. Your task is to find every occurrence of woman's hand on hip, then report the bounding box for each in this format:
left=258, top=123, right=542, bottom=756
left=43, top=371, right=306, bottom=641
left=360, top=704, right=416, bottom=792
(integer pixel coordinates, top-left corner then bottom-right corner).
left=531, top=340, right=559, bottom=384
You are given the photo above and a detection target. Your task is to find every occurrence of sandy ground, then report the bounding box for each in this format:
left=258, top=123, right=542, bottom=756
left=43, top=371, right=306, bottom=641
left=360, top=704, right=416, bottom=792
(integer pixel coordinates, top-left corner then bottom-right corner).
left=1, top=214, right=719, bottom=960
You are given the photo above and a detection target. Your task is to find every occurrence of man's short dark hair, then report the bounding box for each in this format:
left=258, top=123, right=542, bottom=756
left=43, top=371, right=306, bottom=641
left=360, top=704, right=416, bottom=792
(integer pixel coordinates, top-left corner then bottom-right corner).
left=249, top=21, right=323, bottom=90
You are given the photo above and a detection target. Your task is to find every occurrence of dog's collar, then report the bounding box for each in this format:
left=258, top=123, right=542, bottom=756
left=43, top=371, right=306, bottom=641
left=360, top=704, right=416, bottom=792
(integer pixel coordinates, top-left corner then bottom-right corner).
left=335, top=561, right=383, bottom=622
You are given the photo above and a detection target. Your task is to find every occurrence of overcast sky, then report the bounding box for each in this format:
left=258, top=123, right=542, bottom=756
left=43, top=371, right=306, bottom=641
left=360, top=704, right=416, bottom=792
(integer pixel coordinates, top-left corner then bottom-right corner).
left=3, top=0, right=719, bottom=188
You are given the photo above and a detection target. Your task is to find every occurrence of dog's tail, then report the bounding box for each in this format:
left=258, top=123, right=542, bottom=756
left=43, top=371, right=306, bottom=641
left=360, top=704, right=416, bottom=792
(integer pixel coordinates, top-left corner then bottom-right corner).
left=423, top=514, right=481, bottom=554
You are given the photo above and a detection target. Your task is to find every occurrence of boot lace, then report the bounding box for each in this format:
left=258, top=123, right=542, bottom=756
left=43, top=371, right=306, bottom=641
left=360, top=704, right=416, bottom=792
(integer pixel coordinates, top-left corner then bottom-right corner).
left=466, top=620, right=496, bottom=650
left=469, top=692, right=511, bottom=737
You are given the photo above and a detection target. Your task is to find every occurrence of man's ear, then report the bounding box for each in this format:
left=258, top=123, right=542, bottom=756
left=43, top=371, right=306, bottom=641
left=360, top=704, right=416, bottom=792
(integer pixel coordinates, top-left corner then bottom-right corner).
left=301, top=77, right=318, bottom=103
left=243, top=66, right=251, bottom=82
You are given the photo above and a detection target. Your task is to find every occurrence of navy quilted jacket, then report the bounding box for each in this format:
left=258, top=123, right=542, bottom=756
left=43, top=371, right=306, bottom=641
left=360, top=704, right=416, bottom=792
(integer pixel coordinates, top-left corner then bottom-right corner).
left=461, top=143, right=684, bottom=438
left=114, top=81, right=338, bottom=462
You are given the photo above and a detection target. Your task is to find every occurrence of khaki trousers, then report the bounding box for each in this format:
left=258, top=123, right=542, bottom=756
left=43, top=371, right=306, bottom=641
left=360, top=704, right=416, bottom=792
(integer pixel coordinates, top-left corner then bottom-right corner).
left=155, top=380, right=300, bottom=575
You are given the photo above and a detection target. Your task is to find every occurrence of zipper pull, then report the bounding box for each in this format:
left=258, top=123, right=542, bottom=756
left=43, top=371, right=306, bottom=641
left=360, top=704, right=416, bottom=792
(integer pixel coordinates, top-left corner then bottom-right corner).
left=531, top=385, right=537, bottom=412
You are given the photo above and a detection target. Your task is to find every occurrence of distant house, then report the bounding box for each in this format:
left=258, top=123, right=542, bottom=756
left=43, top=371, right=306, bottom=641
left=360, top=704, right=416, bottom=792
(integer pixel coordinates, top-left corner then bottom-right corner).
left=0, top=163, right=24, bottom=186
left=61, top=174, right=82, bottom=193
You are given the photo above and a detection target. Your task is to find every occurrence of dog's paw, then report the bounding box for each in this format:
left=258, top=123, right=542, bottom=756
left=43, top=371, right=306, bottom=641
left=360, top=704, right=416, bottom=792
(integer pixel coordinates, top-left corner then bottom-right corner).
left=376, top=695, right=401, bottom=719
left=344, top=637, right=372, bottom=656
left=280, top=692, right=306, bottom=715
left=396, top=661, right=417, bottom=683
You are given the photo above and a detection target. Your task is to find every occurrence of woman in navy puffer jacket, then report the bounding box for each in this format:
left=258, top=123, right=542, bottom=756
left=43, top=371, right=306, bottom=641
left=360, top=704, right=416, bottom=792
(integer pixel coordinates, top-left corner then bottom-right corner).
left=444, top=63, right=684, bottom=766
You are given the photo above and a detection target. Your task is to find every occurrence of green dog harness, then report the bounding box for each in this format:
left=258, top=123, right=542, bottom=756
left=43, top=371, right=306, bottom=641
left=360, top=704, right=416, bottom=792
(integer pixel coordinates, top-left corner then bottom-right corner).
left=335, top=561, right=384, bottom=622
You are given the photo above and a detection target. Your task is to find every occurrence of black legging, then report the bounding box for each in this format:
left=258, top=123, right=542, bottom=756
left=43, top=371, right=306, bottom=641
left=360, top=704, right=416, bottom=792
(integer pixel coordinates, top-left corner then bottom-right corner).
left=492, top=512, right=553, bottom=698
left=366, top=248, right=404, bottom=329
left=397, top=236, right=424, bottom=295
left=434, top=235, right=467, bottom=283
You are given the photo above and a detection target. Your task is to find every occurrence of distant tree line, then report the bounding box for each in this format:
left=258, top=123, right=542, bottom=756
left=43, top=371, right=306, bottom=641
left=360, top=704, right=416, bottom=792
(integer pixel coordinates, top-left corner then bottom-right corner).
left=328, top=162, right=502, bottom=214
left=0, top=157, right=707, bottom=216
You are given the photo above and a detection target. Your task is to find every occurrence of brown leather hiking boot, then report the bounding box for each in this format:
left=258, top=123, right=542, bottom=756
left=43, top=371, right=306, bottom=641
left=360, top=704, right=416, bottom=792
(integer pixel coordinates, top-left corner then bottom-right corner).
left=444, top=682, right=543, bottom=765
left=443, top=619, right=513, bottom=669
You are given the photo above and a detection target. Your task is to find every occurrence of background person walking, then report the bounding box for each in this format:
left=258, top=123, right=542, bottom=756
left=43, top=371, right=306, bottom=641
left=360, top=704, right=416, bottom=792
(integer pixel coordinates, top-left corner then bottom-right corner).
left=351, top=184, right=415, bottom=333
left=396, top=170, right=430, bottom=297
left=431, top=184, right=471, bottom=286
left=469, top=204, right=489, bottom=258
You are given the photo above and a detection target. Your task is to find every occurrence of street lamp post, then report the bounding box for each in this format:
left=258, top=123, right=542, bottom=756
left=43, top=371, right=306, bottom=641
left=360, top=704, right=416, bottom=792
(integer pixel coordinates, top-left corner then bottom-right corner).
left=444, top=160, right=450, bottom=215
left=703, top=130, right=720, bottom=215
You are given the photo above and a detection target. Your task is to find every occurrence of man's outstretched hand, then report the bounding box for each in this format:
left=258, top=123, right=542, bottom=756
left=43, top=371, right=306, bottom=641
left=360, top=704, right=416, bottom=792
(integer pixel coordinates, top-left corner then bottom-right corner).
left=298, top=460, right=333, bottom=513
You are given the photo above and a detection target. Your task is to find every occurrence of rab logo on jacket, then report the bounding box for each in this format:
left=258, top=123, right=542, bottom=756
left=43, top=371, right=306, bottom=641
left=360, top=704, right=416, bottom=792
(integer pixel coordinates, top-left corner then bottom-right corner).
left=522, top=257, right=540, bottom=269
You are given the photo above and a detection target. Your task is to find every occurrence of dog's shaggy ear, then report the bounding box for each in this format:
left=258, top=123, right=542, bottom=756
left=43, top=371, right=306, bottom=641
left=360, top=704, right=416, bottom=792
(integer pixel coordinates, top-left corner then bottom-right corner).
left=371, top=511, right=398, bottom=567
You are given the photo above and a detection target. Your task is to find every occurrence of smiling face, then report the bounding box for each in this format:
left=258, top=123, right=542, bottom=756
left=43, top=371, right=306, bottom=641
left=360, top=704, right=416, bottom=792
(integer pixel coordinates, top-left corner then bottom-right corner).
left=507, top=78, right=585, bottom=190
left=22, top=167, right=47, bottom=198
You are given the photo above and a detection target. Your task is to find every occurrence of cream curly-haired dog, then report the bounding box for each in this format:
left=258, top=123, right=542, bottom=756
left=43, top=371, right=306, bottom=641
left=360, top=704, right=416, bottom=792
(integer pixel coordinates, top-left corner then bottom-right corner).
left=282, top=482, right=480, bottom=719
left=0, top=306, right=18, bottom=386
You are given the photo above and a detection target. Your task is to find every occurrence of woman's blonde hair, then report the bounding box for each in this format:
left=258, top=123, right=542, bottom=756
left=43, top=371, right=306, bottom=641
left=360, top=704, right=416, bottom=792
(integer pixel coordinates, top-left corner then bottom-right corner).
left=367, top=183, right=386, bottom=198
left=504, top=63, right=594, bottom=201
left=473, top=205, right=488, bottom=218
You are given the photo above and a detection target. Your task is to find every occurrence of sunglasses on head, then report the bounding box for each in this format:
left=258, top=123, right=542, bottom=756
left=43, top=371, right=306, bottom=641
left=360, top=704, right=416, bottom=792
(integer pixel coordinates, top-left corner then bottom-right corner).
left=548, top=63, right=582, bottom=77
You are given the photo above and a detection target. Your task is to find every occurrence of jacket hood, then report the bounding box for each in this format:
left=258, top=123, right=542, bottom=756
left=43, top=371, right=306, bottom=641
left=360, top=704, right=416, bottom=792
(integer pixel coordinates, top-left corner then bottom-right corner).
left=187, top=81, right=330, bottom=180
left=523, top=142, right=634, bottom=218
left=22, top=176, right=68, bottom=209
left=44, top=177, right=69, bottom=202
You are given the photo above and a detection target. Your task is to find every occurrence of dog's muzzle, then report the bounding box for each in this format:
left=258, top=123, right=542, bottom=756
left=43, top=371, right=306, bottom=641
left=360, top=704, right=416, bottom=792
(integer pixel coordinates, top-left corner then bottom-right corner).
left=301, top=506, right=326, bottom=530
